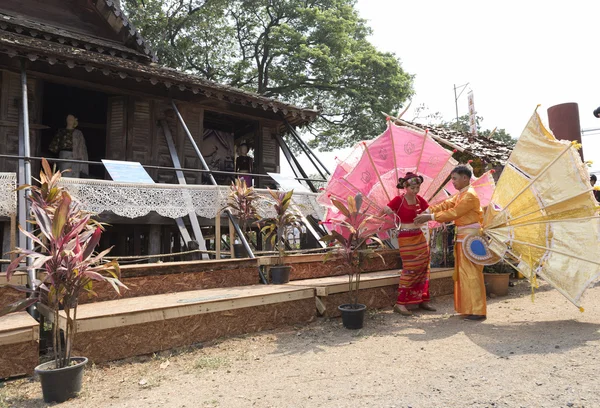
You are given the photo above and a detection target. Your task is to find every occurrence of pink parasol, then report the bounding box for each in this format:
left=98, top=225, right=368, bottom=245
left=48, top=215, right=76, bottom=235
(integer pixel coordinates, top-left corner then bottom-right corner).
left=319, top=120, right=460, bottom=236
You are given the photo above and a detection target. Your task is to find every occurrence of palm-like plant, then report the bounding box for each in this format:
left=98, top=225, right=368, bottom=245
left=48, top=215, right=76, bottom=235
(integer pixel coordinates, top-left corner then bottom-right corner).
left=321, top=193, right=385, bottom=307
left=258, top=189, right=302, bottom=265
left=1, top=159, right=125, bottom=369
left=226, top=178, right=261, bottom=236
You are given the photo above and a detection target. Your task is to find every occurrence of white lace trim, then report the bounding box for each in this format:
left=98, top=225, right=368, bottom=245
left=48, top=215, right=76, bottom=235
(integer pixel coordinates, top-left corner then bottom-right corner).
left=58, top=178, right=325, bottom=220
left=0, top=173, right=16, bottom=217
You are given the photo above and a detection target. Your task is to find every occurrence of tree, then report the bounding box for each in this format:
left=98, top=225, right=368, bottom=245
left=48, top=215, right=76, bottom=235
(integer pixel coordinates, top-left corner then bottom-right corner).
left=123, top=0, right=414, bottom=151
left=480, top=128, right=515, bottom=147
left=443, top=114, right=516, bottom=147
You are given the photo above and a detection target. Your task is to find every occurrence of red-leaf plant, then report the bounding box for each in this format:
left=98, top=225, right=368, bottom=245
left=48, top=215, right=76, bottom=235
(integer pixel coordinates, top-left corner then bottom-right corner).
left=320, top=194, right=386, bottom=308
left=0, top=159, right=126, bottom=369
left=224, top=178, right=261, bottom=241
left=258, top=189, right=302, bottom=265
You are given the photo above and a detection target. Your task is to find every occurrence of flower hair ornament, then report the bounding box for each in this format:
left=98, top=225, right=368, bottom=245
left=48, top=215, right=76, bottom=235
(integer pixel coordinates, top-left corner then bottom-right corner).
left=396, top=172, right=424, bottom=189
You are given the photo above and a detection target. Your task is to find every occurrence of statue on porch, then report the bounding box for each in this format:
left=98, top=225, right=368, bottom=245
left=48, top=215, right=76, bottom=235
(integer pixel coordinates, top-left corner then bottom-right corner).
left=235, top=143, right=253, bottom=186
left=49, top=114, right=89, bottom=178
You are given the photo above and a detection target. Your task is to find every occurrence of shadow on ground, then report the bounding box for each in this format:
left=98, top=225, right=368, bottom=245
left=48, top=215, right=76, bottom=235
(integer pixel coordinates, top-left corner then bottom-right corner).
left=269, top=281, right=600, bottom=358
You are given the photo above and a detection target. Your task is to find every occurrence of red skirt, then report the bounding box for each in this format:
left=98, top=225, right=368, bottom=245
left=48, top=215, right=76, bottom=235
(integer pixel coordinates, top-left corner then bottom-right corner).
left=396, top=233, right=431, bottom=305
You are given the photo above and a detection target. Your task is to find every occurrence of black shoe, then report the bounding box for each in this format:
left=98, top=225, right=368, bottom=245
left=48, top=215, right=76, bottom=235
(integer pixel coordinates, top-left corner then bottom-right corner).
left=464, top=314, right=486, bottom=321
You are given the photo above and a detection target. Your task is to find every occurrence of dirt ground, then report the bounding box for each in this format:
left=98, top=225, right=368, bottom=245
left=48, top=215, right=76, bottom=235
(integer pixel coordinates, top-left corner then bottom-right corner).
left=1, top=280, right=599, bottom=408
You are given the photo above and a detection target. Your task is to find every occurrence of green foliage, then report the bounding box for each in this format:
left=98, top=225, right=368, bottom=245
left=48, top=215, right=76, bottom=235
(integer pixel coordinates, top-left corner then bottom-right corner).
left=1, top=159, right=125, bottom=369
left=443, top=114, right=516, bottom=147
left=123, top=0, right=414, bottom=150
left=480, top=128, right=515, bottom=147
left=258, top=189, right=302, bottom=265
left=321, top=194, right=385, bottom=306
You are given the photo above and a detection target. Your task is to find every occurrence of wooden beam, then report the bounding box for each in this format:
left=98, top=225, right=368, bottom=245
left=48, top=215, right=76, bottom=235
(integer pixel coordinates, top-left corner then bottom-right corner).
left=215, top=210, right=221, bottom=259
left=228, top=218, right=235, bottom=258
left=315, top=296, right=326, bottom=315
left=0, top=120, right=49, bottom=130
left=159, top=119, right=207, bottom=259
left=148, top=224, right=161, bottom=257
left=58, top=285, right=315, bottom=332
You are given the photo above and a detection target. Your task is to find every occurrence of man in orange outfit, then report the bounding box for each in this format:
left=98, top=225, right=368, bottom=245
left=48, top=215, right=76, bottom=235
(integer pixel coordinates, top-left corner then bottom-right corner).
left=414, top=165, right=486, bottom=321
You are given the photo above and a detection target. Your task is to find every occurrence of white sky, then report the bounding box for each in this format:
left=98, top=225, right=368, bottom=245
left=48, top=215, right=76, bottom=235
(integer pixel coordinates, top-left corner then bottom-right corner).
left=281, top=0, right=600, bottom=180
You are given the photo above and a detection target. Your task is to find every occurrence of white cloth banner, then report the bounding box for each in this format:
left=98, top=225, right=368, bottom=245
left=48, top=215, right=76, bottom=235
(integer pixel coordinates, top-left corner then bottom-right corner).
left=0, top=173, right=16, bottom=217
left=59, top=178, right=326, bottom=220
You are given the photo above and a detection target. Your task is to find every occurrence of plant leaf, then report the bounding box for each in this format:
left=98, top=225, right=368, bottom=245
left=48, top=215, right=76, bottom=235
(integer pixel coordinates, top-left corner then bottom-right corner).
left=0, top=297, right=38, bottom=317
left=52, top=192, right=72, bottom=239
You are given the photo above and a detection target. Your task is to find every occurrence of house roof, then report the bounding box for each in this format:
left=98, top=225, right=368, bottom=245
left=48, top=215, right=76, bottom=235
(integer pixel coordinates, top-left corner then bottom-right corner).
left=89, top=0, right=156, bottom=61
left=0, top=26, right=319, bottom=126
left=404, top=121, right=513, bottom=165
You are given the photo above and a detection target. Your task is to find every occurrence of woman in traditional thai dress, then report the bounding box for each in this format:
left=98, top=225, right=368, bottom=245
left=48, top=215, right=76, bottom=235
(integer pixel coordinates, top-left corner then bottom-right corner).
left=384, top=172, right=436, bottom=316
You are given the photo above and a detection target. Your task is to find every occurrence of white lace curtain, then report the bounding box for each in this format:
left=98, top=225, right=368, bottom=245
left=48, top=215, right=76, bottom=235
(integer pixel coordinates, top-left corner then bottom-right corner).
left=0, top=173, right=16, bottom=217
left=58, top=178, right=325, bottom=220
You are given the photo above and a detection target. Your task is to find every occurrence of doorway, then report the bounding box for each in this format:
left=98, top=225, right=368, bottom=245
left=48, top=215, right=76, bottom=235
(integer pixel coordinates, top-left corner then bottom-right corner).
left=40, top=82, right=108, bottom=179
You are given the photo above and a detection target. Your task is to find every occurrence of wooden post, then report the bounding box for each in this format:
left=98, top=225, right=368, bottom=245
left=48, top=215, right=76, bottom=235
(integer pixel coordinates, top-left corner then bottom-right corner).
left=116, top=226, right=127, bottom=257
left=228, top=218, right=235, bottom=258
left=9, top=215, right=16, bottom=260
left=161, top=226, right=172, bottom=263
left=159, top=119, right=207, bottom=258
left=215, top=210, right=221, bottom=259
left=1, top=222, right=9, bottom=272
left=133, top=226, right=142, bottom=257
left=148, top=224, right=161, bottom=261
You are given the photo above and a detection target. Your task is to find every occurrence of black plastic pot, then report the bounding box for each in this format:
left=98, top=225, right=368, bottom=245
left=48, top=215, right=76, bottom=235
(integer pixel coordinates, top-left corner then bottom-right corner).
left=35, top=357, right=88, bottom=403
left=233, top=243, right=249, bottom=258
left=270, top=265, right=291, bottom=284
left=338, top=304, right=367, bottom=330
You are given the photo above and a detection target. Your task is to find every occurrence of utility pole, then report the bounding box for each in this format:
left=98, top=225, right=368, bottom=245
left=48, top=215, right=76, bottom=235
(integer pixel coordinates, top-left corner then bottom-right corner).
left=453, top=82, right=470, bottom=126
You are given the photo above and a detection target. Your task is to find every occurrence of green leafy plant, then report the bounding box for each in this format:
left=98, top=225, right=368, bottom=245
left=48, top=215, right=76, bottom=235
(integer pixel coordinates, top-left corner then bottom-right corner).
left=0, top=159, right=126, bottom=369
left=258, top=189, right=302, bottom=265
left=321, top=194, right=386, bottom=307
left=225, top=178, right=261, bottom=237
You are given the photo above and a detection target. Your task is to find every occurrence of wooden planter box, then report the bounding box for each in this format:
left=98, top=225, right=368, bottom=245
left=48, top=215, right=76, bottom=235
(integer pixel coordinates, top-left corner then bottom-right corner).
left=0, top=272, right=27, bottom=307
left=0, top=312, right=39, bottom=379
left=288, top=268, right=454, bottom=317
left=79, top=258, right=260, bottom=304
left=50, top=285, right=316, bottom=363
left=259, top=250, right=402, bottom=281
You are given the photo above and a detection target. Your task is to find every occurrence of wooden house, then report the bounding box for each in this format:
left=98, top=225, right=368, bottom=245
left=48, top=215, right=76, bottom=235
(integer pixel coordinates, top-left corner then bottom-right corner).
left=0, top=0, right=320, bottom=260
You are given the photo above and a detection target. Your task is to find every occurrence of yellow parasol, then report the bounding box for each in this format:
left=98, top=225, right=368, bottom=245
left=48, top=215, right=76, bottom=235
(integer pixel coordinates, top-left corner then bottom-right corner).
left=482, top=106, right=600, bottom=309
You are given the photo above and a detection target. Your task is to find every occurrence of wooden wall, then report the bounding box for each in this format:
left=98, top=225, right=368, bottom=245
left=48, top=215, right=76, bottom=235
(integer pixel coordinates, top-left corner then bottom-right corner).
left=0, top=71, right=284, bottom=187
left=0, top=70, right=42, bottom=174
left=256, top=124, right=280, bottom=188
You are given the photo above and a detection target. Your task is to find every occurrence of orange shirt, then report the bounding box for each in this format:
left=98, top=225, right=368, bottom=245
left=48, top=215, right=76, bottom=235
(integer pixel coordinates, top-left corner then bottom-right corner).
left=429, top=186, right=483, bottom=226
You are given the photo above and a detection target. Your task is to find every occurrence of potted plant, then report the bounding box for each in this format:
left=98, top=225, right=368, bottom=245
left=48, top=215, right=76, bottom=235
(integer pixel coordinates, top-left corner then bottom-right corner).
left=320, top=193, right=385, bottom=329
left=483, top=261, right=512, bottom=296
left=225, top=178, right=261, bottom=258
left=0, top=159, right=126, bottom=403
left=258, top=189, right=302, bottom=284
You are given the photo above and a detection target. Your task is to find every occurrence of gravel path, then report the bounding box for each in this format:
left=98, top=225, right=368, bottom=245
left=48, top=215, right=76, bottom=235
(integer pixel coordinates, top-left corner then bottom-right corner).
left=2, top=280, right=599, bottom=408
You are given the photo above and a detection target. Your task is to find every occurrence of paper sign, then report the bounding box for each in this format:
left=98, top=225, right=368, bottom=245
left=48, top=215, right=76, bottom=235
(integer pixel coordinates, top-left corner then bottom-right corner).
left=267, top=172, right=310, bottom=193
left=102, top=159, right=155, bottom=184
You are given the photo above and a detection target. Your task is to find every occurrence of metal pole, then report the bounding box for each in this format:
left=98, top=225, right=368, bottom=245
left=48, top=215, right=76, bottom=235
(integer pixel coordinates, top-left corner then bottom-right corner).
left=19, top=62, right=34, bottom=292
left=282, top=118, right=330, bottom=176
left=0, top=154, right=328, bottom=183
left=170, top=101, right=267, bottom=282
left=274, top=133, right=317, bottom=192
left=453, top=82, right=469, bottom=127
left=454, top=84, right=459, bottom=125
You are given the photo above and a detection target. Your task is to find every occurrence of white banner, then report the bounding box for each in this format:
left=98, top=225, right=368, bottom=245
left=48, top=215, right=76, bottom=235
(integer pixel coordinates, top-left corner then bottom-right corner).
left=467, top=91, right=477, bottom=136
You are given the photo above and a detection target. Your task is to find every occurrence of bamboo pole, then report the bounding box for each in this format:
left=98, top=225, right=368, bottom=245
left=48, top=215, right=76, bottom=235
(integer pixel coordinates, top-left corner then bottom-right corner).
left=362, top=142, right=392, bottom=202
